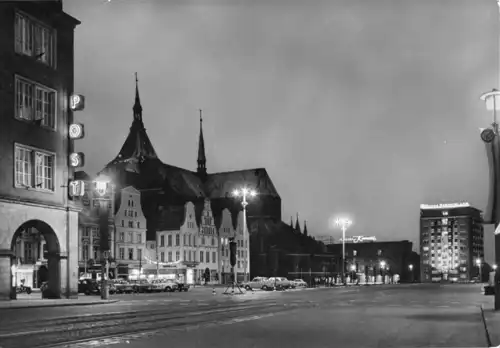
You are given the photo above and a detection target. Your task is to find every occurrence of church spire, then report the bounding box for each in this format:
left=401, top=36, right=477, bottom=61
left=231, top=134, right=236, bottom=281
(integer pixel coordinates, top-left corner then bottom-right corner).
left=197, top=109, right=207, bottom=178
left=303, top=220, right=308, bottom=236
left=133, top=72, right=143, bottom=122
left=295, top=213, right=301, bottom=234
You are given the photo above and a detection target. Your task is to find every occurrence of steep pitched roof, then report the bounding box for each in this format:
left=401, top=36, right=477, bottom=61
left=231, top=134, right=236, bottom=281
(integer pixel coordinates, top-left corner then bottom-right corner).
left=204, top=168, right=280, bottom=199
left=160, top=164, right=206, bottom=199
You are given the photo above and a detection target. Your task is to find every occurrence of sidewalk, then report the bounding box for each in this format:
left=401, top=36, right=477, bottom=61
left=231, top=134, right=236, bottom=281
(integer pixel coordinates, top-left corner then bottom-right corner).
left=481, top=303, right=500, bottom=347
left=0, top=295, right=119, bottom=309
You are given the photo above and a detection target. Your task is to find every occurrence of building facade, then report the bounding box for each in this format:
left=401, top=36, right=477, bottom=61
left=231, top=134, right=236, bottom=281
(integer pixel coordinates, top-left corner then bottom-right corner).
left=420, top=202, right=484, bottom=283
left=0, top=1, right=81, bottom=300
left=74, top=171, right=115, bottom=279
left=114, top=186, right=147, bottom=280
left=327, top=240, right=418, bottom=283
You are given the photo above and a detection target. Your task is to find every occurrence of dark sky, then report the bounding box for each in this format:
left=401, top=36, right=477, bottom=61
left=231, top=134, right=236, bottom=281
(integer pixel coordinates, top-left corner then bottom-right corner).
left=64, top=0, right=498, bottom=250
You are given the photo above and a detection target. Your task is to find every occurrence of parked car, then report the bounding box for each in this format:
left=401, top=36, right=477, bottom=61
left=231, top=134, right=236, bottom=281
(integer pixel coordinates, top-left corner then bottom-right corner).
left=113, top=280, right=136, bottom=294
left=78, top=279, right=100, bottom=295
left=293, top=279, right=308, bottom=288
left=175, top=282, right=190, bottom=292
left=268, top=277, right=294, bottom=290
left=131, top=280, right=153, bottom=293
left=161, top=279, right=178, bottom=292
left=149, top=279, right=166, bottom=292
left=241, top=277, right=269, bottom=291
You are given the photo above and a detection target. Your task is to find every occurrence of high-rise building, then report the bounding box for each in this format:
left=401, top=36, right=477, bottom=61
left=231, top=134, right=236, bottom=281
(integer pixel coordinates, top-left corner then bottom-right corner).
left=419, top=202, right=484, bottom=283
left=0, top=1, right=81, bottom=300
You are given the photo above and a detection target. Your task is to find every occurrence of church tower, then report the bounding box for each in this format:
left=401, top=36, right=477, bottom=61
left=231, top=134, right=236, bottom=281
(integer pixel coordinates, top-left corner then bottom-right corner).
left=295, top=213, right=301, bottom=234
left=197, top=109, right=207, bottom=180
left=303, top=220, right=308, bottom=236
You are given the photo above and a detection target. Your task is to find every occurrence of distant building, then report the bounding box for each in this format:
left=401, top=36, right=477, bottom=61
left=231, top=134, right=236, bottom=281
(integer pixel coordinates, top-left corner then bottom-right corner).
left=419, top=202, right=484, bottom=283
left=327, top=240, right=418, bottom=283
left=316, top=236, right=336, bottom=245
left=75, top=171, right=115, bottom=280
left=114, top=186, right=147, bottom=280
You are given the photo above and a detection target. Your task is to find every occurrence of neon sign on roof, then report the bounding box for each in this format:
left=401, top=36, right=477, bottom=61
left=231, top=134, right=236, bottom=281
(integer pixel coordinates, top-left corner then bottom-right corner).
left=420, top=202, right=470, bottom=210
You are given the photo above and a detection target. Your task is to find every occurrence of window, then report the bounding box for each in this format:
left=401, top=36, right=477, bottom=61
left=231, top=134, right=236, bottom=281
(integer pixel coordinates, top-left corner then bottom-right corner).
left=121, top=220, right=124, bottom=227
left=160, top=235, right=165, bottom=247
left=93, top=246, right=99, bottom=260
left=137, top=233, right=142, bottom=243
left=183, top=250, right=186, bottom=261
left=15, top=144, right=55, bottom=191
left=83, top=245, right=89, bottom=261
left=128, top=232, right=132, bottom=242
left=137, top=222, right=140, bottom=228
left=183, top=235, right=186, bottom=246
left=168, top=235, right=172, bottom=246
left=168, top=252, right=172, bottom=262
left=24, top=242, right=33, bottom=262
left=137, top=249, right=142, bottom=261
left=119, top=248, right=125, bottom=260
left=128, top=221, right=134, bottom=228
left=175, top=234, right=180, bottom=246
left=202, top=237, right=205, bottom=245
left=15, top=77, right=56, bottom=128
left=188, top=235, right=192, bottom=246
left=160, top=252, right=165, bottom=262
left=176, top=251, right=180, bottom=261
left=211, top=237, right=215, bottom=246
left=128, top=248, right=134, bottom=260
left=206, top=251, right=210, bottom=263
left=189, top=250, right=192, bottom=261
left=200, top=251, right=204, bottom=263
left=212, top=252, right=216, bottom=263
left=124, top=210, right=127, bottom=216
left=119, top=232, right=124, bottom=242
left=135, top=211, right=138, bottom=217
left=15, top=13, right=56, bottom=67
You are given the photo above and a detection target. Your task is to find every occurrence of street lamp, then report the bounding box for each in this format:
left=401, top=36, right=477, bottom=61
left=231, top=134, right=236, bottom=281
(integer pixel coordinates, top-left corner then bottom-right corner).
left=380, top=261, right=386, bottom=284
left=350, top=264, right=356, bottom=284
left=409, top=264, right=414, bottom=283
left=494, top=264, right=498, bottom=271
left=480, top=88, right=500, bottom=310
left=476, top=258, right=482, bottom=283
left=233, top=187, right=257, bottom=283
left=335, top=218, right=352, bottom=285
left=93, top=175, right=112, bottom=300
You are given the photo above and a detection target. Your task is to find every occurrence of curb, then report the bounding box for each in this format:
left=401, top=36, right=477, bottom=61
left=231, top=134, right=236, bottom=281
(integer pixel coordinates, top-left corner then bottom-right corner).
left=2, top=299, right=120, bottom=310
left=480, top=305, right=493, bottom=347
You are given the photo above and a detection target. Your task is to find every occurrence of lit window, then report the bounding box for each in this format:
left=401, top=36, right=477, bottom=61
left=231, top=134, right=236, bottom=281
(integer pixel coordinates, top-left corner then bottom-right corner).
left=14, top=13, right=56, bottom=67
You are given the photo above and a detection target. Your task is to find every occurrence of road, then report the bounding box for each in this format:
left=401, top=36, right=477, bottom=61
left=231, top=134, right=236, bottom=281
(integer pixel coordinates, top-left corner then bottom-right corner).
left=0, top=284, right=492, bottom=348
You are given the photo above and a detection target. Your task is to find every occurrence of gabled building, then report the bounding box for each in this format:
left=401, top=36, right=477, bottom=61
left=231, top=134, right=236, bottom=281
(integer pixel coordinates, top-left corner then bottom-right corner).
left=98, top=77, right=282, bottom=281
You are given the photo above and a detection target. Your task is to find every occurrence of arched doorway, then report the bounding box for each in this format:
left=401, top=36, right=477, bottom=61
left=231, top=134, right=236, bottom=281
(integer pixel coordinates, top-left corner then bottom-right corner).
left=10, top=220, right=61, bottom=299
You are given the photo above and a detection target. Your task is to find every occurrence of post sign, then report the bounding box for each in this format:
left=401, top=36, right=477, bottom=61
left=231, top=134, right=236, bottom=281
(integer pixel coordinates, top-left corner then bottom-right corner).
left=70, top=94, right=85, bottom=111
left=68, top=180, right=85, bottom=197
left=69, top=152, right=85, bottom=168
left=69, top=124, right=85, bottom=139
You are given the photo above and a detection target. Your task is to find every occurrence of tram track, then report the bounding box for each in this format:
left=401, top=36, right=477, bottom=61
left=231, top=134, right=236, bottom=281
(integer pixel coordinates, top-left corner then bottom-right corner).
left=0, top=300, right=307, bottom=348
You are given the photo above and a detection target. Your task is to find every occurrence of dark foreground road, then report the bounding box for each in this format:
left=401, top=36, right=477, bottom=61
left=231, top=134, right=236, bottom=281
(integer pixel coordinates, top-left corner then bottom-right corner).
left=0, top=284, right=491, bottom=348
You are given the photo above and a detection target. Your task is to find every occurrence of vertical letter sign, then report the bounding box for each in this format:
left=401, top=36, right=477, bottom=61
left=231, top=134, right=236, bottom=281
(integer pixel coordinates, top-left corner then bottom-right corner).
left=70, top=94, right=85, bottom=111
left=69, top=180, right=85, bottom=197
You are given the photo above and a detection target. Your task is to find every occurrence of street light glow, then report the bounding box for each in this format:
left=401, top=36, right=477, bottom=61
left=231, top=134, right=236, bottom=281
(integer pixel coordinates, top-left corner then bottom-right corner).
left=476, top=258, right=482, bottom=266
left=233, top=188, right=257, bottom=197
left=335, top=218, right=352, bottom=227
left=409, top=264, right=413, bottom=271
left=494, top=264, right=498, bottom=271
left=350, top=265, right=356, bottom=271
left=380, top=261, right=386, bottom=268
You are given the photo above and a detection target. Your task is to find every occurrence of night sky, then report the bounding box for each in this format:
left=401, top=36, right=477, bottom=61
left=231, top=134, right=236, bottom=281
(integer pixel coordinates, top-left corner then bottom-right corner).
left=63, top=0, right=498, bottom=252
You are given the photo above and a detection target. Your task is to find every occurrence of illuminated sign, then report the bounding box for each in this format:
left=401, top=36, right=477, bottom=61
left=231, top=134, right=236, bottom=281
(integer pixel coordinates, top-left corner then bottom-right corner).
left=68, top=180, right=85, bottom=197
left=339, top=236, right=377, bottom=243
left=70, top=94, right=85, bottom=111
left=93, top=181, right=108, bottom=197
left=420, top=202, right=470, bottom=210
left=69, top=124, right=85, bottom=139
left=442, top=211, right=448, bottom=216
left=69, top=152, right=85, bottom=168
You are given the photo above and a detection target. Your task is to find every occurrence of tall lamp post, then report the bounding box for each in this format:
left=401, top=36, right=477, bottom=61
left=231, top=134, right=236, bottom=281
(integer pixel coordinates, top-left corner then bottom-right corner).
left=409, top=264, right=414, bottom=283
left=335, top=218, right=352, bottom=285
left=380, top=260, right=386, bottom=284
left=94, top=176, right=112, bottom=300
left=479, top=88, right=500, bottom=310
left=476, top=258, right=482, bottom=283
left=233, top=187, right=257, bottom=283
